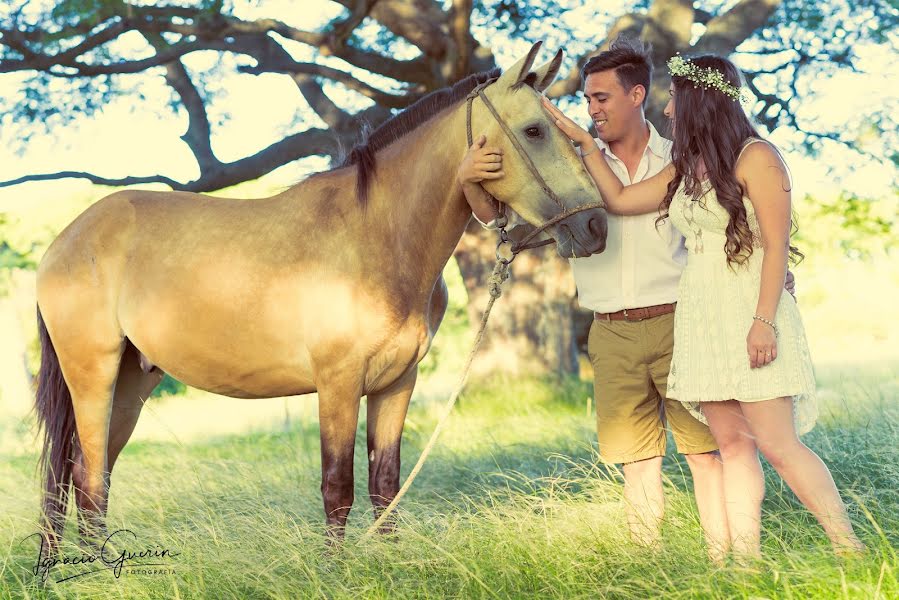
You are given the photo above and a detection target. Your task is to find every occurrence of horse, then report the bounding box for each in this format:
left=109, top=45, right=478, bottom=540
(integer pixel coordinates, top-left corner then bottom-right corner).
left=34, top=42, right=608, bottom=548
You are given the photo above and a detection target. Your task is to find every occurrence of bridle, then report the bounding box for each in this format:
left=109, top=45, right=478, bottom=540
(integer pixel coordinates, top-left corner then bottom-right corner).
left=465, top=79, right=606, bottom=263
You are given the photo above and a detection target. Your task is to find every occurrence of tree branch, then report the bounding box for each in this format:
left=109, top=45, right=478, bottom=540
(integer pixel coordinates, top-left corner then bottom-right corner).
left=0, top=128, right=340, bottom=192
left=0, top=39, right=222, bottom=75
left=0, top=19, right=130, bottom=69
left=694, top=0, right=784, bottom=55
left=366, top=0, right=450, bottom=61
left=694, top=8, right=713, bottom=25
left=642, top=0, right=694, bottom=53
left=142, top=32, right=221, bottom=173
left=545, top=13, right=647, bottom=97
left=51, top=20, right=129, bottom=63
left=329, top=0, right=381, bottom=47
left=2, top=8, right=435, bottom=85
left=330, top=45, right=433, bottom=85
left=138, top=12, right=434, bottom=84
left=449, top=0, right=473, bottom=78
left=193, top=128, right=340, bottom=191
left=743, top=72, right=786, bottom=130
left=240, top=61, right=420, bottom=109
left=291, top=74, right=352, bottom=131
left=0, top=171, right=182, bottom=190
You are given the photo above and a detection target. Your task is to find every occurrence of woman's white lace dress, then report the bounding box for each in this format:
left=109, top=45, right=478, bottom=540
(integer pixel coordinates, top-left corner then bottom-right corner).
left=665, top=140, right=818, bottom=434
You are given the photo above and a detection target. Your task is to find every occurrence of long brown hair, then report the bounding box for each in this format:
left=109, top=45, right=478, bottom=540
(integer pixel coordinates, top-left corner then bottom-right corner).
left=659, top=54, right=803, bottom=267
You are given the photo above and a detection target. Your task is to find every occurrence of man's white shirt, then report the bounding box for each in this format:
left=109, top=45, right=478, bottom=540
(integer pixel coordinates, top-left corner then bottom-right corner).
left=571, top=122, right=686, bottom=313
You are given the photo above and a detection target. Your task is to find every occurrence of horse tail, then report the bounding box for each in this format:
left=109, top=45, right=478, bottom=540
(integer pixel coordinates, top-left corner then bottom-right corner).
left=35, top=306, right=77, bottom=541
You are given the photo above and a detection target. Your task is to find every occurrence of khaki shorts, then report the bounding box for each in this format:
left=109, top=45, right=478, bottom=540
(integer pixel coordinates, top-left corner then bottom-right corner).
left=587, top=311, right=718, bottom=464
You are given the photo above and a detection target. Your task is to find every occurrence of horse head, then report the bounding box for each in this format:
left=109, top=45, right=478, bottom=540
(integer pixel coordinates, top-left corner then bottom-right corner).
left=470, top=42, right=608, bottom=257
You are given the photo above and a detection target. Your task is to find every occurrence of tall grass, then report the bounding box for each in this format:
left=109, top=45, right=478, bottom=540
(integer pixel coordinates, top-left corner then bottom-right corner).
left=1, top=366, right=896, bottom=599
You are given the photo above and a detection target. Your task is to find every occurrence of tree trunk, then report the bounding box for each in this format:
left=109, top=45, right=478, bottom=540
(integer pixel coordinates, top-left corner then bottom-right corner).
left=453, top=222, right=580, bottom=377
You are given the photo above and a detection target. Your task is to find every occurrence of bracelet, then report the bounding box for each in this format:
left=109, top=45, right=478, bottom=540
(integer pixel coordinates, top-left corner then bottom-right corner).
left=580, top=143, right=600, bottom=158
left=752, top=315, right=778, bottom=336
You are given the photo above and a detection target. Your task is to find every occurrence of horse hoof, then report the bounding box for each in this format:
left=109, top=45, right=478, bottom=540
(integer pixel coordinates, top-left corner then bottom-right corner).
left=324, top=524, right=346, bottom=552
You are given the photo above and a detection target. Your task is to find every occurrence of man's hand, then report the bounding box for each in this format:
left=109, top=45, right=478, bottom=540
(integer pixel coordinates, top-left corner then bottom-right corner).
left=541, top=96, right=594, bottom=148
left=457, top=134, right=504, bottom=185
left=785, top=269, right=797, bottom=299
left=458, top=134, right=503, bottom=226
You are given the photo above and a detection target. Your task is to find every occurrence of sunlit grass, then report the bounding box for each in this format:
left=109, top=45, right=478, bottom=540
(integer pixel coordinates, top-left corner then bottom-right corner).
left=0, top=366, right=896, bottom=599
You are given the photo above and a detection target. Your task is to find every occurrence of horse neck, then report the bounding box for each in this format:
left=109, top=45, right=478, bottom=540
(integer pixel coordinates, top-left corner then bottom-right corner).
left=366, top=105, right=472, bottom=294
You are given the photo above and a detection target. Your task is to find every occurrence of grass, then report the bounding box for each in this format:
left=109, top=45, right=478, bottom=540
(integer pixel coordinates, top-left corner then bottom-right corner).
left=0, top=365, right=897, bottom=599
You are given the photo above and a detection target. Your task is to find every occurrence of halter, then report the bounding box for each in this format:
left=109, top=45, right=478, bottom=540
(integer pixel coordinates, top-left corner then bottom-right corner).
left=464, top=79, right=606, bottom=263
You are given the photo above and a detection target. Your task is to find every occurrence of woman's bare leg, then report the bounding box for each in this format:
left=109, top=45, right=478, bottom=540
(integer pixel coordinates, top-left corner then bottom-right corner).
left=701, top=401, right=764, bottom=559
left=740, top=397, right=864, bottom=554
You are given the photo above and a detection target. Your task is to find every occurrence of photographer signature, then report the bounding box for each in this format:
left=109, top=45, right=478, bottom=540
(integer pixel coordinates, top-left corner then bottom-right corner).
left=23, top=529, right=180, bottom=583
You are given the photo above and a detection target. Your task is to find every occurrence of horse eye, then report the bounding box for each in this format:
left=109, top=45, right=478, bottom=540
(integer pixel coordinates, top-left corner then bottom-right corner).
left=525, top=126, right=541, bottom=138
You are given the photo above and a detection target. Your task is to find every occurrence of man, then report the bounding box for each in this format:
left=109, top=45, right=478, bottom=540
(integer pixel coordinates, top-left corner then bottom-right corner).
left=458, top=38, right=729, bottom=556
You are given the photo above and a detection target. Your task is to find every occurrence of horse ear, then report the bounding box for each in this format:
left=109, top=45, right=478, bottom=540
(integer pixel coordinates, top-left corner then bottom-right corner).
left=532, top=49, right=563, bottom=93
left=496, top=41, right=544, bottom=89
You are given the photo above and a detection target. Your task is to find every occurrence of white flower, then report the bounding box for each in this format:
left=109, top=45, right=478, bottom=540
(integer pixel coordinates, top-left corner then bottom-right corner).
left=667, top=54, right=751, bottom=105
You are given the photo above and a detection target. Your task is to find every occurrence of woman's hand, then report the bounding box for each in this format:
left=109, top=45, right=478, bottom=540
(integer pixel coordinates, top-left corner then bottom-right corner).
left=747, top=319, right=777, bottom=369
left=541, top=96, right=595, bottom=148
left=457, top=134, right=504, bottom=185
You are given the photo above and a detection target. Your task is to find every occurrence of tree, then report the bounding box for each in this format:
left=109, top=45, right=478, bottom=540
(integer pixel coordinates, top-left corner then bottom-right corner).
left=1, top=0, right=896, bottom=375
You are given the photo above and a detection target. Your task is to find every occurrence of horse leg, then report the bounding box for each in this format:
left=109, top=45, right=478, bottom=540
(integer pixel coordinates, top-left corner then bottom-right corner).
left=60, top=339, right=124, bottom=544
left=74, top=343, right=163, bottom=543
left=366, top=367, right=416, bottom=533
left=317, top=375, right=363, bottom=542
left=108, top=344, right=163, bottom=473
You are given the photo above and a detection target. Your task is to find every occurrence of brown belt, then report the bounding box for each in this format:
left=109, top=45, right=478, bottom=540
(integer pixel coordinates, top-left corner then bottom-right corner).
left=594, top=302, right=676, bottom=322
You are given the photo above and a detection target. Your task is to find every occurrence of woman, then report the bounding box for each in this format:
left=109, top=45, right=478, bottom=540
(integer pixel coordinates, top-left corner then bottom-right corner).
left=542, top=54, right=864, bottom=559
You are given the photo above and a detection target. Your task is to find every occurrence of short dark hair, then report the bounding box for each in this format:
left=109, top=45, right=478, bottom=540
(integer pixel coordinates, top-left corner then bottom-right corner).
left=582, top=36, right=653, bottom=107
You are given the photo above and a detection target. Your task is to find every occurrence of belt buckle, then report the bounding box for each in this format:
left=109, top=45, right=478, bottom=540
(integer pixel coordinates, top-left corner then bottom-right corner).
left=623, top=308, right=645, bottom=322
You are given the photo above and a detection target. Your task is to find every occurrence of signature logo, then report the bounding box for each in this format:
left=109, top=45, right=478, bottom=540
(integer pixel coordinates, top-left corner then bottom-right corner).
left=23, top=529, right=181, bottom=583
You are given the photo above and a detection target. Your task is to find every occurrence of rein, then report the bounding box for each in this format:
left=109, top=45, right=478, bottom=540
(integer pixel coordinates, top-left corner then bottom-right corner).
left=464, top=79, right=605, bottom=263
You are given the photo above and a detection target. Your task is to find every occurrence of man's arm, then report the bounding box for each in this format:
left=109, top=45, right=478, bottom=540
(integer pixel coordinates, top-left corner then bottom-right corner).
left=458, top=134, right=504, bottom=227
left=542, top=97, right=673, bottom=215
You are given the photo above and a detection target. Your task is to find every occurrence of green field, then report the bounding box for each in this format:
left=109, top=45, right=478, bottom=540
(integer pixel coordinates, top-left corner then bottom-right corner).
left=0, top=362, right=896, bottom=599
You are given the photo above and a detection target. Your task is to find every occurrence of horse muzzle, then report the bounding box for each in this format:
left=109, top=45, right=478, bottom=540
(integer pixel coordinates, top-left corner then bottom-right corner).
left=552, top=207, right=608, bottom=257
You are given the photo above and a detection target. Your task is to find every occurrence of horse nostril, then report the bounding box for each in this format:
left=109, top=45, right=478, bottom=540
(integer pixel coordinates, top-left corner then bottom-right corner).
left=588, top=216, right=606, bottom=239
left=588, top=216, right=607, bottom=253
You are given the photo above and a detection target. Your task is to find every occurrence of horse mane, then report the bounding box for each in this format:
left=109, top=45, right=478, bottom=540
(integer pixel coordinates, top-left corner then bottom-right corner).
left=336, top=68, right=501, bottom=206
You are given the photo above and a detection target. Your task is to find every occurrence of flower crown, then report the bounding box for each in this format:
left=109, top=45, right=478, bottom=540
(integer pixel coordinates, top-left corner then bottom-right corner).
left=667, top=55, right=750, bottom=104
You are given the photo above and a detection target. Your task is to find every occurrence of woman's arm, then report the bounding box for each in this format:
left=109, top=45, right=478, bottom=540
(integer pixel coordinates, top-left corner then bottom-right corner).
left=541, top=96, right=673, bottom=215
left=739, top=141, right=792, bottom=369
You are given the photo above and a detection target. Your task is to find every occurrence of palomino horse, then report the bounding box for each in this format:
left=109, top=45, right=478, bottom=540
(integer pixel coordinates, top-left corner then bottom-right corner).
left=35, top=42, right=607, bottom=547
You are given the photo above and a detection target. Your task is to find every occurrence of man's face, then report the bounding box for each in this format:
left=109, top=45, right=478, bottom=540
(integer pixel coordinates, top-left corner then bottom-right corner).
left=582, top=70, right=643, bottom=143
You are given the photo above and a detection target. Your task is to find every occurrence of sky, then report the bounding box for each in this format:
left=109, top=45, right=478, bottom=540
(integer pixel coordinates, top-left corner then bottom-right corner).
left=0, top=1, right=896, bottom=219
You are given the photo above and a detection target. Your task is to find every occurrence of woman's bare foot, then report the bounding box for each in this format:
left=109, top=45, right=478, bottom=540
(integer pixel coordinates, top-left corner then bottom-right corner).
left=832, top=535, right=866, bottom=558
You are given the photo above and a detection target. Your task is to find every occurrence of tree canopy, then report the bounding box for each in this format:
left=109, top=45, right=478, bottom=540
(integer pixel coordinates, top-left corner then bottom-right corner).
left=1, top=0, right=896, bottom=192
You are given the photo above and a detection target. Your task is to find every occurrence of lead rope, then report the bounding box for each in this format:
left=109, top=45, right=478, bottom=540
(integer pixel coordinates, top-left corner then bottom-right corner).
left=361, top=258, right=510, bottom=540
left=361, top=81, right=605, bottom=540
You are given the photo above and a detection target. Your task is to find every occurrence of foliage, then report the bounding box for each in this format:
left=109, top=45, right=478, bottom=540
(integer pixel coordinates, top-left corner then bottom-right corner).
left=0, top=215, right=38, bottom=295
left=748, top=0, right=898, bottom=167
left=152, top=374, right=187, bottom=398
left=794, top=191, right=898, bottom=260
left=475, top=0, right=572, bottom=38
